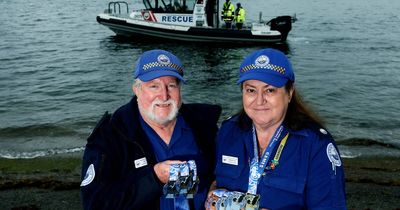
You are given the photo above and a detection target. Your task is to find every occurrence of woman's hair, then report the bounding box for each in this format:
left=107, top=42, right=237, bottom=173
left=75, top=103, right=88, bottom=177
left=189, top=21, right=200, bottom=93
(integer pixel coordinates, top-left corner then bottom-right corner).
left=237, top=81, right=324, bottom=131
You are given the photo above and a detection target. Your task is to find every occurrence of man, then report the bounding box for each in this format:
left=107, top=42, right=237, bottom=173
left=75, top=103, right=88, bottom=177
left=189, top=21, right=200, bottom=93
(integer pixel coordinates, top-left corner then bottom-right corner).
left=80, top=49, right=221, bottom=210
left=234, top=3, right=245, bottom=30
left=221, top=0, right=235, bottom=29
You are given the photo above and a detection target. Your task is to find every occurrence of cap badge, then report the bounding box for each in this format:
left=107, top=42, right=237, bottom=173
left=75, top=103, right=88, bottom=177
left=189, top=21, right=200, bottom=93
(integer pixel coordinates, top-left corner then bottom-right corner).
left=255, top=55, right=270, bottom=67
left=157, top=54, right=171, bottom=65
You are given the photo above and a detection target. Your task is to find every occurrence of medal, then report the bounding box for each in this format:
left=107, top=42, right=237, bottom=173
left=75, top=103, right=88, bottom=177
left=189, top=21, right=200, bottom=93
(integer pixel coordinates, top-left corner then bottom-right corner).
left=163, top=160, right=199, bottom=199
left=245, top=124, right=289, bottom=209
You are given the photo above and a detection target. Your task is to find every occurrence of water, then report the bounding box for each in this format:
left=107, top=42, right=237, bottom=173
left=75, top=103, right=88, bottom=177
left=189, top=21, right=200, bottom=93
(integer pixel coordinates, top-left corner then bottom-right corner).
left=0, top=0, right=399, bottom=158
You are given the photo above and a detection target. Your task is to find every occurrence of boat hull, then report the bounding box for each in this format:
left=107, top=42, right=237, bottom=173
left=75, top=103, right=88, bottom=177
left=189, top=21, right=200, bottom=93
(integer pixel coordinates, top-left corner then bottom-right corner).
left=96, top=15, right=286, bottom=44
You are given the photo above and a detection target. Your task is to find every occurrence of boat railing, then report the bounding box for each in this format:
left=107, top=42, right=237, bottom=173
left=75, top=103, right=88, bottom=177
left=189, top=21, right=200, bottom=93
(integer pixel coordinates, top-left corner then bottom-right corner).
left=104, top=1, right=129, bottom=16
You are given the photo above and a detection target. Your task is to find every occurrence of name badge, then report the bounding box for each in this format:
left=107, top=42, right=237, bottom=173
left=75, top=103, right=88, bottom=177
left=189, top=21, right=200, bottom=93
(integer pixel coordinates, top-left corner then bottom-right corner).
left=222, top=155, right=238, bottom=166
left=134, top=157, right=148, bottom=168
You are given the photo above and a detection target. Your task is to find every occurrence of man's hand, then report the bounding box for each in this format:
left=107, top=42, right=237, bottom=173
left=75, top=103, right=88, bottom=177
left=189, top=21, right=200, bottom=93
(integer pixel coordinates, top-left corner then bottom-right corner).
left=153, top=160, right=185, bottom=183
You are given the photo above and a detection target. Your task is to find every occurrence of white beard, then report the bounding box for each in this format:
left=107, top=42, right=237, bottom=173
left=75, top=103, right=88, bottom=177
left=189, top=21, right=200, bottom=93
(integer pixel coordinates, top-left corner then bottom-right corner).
left=139, top=99, right=179, bottom=125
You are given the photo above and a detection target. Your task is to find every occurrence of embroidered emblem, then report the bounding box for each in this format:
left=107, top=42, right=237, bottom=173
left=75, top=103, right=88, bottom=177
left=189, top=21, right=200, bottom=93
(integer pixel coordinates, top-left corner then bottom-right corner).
left=81, top=164, right=95, bottom=186
left=326, top=143, right=341, bottom=167
left=157, top=54, right=171, bottom=65
left=255, top=55, right=270, bottom=67
left=143, top=12, right=150, bottom=20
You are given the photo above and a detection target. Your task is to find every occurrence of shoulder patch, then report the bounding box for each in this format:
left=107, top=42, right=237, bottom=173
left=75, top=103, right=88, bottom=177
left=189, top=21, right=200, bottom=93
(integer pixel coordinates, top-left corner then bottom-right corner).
left=81, top=164, right=95, bottom=187
left=326, top=143, right=341, bottom=167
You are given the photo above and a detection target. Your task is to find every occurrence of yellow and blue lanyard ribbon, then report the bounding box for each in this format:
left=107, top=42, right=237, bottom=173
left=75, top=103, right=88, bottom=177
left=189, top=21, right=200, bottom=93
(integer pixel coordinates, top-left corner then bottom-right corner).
left=247, top=125, right=289, bottom=195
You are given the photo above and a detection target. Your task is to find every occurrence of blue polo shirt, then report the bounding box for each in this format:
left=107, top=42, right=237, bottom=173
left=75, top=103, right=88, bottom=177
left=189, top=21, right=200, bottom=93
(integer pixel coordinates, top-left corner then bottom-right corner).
left=215, top=116, right=347, bottom=210
left=140, top=114, right=205, bottom=210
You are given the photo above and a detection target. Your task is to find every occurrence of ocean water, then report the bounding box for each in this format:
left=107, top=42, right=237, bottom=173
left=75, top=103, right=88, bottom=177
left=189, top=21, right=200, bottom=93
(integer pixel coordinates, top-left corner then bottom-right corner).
left=0, top=0, right=399, bottom=159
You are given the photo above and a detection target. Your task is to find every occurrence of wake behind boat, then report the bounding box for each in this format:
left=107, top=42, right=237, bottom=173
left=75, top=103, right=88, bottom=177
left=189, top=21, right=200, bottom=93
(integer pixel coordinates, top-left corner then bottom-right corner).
left=96, top=0, right=297, bottom=44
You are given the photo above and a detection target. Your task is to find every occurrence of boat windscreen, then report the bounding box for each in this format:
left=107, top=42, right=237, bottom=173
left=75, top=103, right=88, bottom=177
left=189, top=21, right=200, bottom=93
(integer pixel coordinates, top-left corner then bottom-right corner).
left=143, top=0, right=195, bottom=13
left=143, top=0, right=155, bottom=9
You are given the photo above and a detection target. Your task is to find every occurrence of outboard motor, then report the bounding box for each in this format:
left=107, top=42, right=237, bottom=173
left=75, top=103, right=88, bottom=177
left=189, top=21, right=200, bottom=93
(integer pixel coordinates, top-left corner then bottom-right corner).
left=269, top=16, right=292, bottom=41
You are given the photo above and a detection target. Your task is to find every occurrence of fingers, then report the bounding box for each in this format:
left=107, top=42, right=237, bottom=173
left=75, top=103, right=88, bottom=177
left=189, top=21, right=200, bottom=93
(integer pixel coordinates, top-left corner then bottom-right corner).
left=206, top=180, right=217, bottom=199
left=164, top=160, right=186, bottom=165
left=205, top=187, right=226, bottom=210
left=205, top=195, right=217, bottom=210
left=153, top=160, right=186, bottom=184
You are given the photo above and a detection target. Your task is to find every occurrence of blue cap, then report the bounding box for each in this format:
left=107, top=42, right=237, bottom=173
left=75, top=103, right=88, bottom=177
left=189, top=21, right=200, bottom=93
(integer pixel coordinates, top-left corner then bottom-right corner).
left=134, top=49, right=185, bottom=83
left=237, top=48, right=294, bottom=87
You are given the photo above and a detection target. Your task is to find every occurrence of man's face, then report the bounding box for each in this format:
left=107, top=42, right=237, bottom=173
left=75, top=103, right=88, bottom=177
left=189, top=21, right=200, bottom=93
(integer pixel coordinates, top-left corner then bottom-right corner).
left=134, top=76, right=181, bottom=126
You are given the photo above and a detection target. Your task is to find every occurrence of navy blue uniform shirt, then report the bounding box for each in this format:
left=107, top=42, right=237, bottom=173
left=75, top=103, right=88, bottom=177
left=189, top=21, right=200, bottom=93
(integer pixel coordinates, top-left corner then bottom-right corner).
left=215, top=115, right=347, bottom=210
left=140, top=114, right=207, bottom=210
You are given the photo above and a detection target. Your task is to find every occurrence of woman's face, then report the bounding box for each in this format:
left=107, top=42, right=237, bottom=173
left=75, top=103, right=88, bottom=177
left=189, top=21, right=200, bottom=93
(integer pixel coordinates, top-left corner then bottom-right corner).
left=242, top=80, right=293, bottom=129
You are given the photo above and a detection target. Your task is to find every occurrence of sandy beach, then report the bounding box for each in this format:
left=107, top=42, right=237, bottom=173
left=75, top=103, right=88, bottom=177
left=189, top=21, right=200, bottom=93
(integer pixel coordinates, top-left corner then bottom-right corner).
left=0, top=155, right=399, bottom=210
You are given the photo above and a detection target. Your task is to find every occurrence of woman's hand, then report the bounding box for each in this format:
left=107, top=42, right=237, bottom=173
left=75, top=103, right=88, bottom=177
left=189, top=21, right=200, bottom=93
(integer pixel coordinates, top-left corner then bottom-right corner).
left=205, top=181, right=229, bottom=210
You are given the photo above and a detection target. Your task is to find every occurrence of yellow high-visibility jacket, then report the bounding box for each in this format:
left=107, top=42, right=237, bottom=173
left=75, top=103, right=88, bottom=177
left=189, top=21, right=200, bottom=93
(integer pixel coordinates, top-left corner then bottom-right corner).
left=222, top=2, right=235, bottom=20
left=234, top=7, right=245, bottom=23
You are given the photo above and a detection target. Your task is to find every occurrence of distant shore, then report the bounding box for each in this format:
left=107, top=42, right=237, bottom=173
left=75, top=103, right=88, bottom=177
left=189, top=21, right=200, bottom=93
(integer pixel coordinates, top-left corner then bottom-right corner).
left=0, top=155, right=399, bottom=210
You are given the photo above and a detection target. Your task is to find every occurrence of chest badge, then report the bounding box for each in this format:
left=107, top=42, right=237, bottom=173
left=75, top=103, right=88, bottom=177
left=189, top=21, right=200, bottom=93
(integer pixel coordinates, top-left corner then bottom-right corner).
left=222, top=155, right=238, bottom=166
left=134, top=157, right=148, bottom=168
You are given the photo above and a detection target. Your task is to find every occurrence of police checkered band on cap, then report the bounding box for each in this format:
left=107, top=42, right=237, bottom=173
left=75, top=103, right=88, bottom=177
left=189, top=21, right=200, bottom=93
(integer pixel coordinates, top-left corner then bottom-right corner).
left=240, top=63, right=286, bottom=74
left=142, top=61, right=184, bottom=74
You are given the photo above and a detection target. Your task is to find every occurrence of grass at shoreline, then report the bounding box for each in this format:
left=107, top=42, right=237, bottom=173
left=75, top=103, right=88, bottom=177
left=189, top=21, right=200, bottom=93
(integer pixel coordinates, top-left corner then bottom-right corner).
left=343, top=156, right=400, bottom=186
left=1, top=155, right=399, bottom=188
left=0, top=156, right=81, bottom=173
left=1, top=155, right=398, bottom=171
left=0, top=156, right=82, bottom=191
left=0, top=155, right=399, bottom=209
left=1, top=155, right=399, bottom=184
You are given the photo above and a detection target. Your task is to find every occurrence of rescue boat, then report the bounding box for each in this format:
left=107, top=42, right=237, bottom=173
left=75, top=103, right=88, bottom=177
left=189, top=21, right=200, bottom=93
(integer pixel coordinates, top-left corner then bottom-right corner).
left=96, top=0, right=297, bottom=44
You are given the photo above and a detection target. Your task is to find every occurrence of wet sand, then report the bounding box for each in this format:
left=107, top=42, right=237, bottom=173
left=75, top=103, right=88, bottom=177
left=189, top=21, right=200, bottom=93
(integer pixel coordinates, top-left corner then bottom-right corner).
left=0, top=156, right=399, bottom=210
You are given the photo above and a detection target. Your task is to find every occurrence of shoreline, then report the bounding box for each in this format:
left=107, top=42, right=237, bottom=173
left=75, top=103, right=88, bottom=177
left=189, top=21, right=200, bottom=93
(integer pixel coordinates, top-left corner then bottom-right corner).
left=1, top=156, right=399, bottom=210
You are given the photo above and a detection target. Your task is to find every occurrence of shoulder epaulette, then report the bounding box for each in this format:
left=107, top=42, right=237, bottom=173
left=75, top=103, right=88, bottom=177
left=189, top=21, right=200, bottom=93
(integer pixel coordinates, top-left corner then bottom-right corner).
left=221, top=115, right=233, bottom=124
left=308, top=123, right=333, bottom=140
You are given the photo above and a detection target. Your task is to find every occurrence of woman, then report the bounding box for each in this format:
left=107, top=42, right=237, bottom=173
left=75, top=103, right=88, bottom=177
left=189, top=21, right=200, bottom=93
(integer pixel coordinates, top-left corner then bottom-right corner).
left=206, top=48, right=347, bottom=210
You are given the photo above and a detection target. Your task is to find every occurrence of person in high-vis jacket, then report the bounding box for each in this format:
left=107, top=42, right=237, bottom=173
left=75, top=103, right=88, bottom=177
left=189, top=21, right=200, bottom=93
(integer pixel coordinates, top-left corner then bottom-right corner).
left=234, top=3, right=245, bottom=30
left=80, top=49, right=221, bottom=210
left=205, top=48, right=347, bottom=210
left=221, top=0, right=235, bottom=29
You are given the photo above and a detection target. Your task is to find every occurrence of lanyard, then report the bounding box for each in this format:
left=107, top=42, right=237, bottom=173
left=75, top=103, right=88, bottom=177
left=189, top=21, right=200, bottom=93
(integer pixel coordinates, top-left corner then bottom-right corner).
left=247, top=124, right=288, bottom=194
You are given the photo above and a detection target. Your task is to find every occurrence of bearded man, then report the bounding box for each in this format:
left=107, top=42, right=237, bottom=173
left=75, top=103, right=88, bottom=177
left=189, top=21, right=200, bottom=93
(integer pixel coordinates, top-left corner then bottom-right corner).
left=80, top=49, right=221, bottom=210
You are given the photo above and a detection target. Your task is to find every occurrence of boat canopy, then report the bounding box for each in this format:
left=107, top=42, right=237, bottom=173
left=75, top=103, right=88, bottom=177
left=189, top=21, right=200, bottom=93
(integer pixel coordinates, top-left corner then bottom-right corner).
left=141, top=0, right=217, bottom=27
left=142, top=0, right=196, bottom=13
